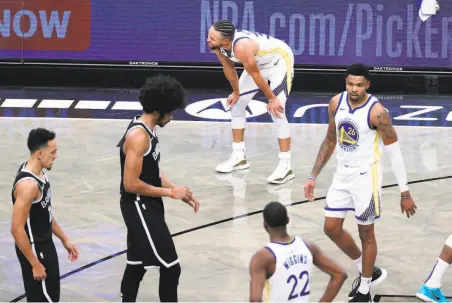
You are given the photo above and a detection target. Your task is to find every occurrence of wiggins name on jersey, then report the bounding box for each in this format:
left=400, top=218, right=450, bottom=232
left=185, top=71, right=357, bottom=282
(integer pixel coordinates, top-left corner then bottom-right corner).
left=334, top=91, right=384, bottom=170
left=219, top=29, right=293, bottom=68
left=263, top=236, right=313, bottom=302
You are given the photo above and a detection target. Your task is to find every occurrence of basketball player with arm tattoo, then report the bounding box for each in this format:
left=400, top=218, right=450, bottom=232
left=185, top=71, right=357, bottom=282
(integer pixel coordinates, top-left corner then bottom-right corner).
left=11, top=128, right=79, bottom=302
left=303, top=64, right=417, bottom=302
left=207, top=20, right=295, bottom=184
left=249, top=202, right=347, bottom=302
left=118, top=75, right=200, bottom=302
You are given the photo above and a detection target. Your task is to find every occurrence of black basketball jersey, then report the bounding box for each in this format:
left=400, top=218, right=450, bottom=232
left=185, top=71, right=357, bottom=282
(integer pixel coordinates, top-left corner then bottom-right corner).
left=11, top=162, right=52, bottom=244
left=118, top=115, right=163, bottom=207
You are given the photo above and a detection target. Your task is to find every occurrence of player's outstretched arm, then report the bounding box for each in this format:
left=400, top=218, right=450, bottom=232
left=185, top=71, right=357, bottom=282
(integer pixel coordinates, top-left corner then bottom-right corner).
left=249, top=248, right=273, bottom=302
left=370, top=102, right=417, bottom=217
left=306, top=241, right=347, bottom=302
left=215, top=49, right=240, bottom=94
left=11, top=180, right=45, bottom=276
left=309, top=95, right=339, bottom=178
left=123, top=128, right=190, bottom=200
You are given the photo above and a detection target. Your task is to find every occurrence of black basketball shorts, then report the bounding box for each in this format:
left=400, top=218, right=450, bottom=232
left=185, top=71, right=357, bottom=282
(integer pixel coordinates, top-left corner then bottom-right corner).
left=16, top=241, right=60, bottom=302
left=120, top=195, right=179, bottom=269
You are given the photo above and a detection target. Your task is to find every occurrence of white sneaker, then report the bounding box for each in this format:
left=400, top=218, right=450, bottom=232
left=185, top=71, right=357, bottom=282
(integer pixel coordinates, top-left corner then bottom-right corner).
left=266, top=152, right=294, bottom=184
left=216, top=146, right=250, bottom=173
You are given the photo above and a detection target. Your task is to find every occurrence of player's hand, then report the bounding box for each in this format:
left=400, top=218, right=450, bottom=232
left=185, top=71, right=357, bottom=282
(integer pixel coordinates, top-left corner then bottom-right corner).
left=267, top=97, right=284, bottom=119
left=227, top=91, right=240, bottom=108
left=62, top=239, right=79, bottom=262
left=171, top=186, right=192, bottom=200
left=304, top=179, right=316, bottom=202
left=182, top=193, right=200, bottom=213
left=400, top=192, right=417, bottom=218
left=32, top=262, right=47, bottom=281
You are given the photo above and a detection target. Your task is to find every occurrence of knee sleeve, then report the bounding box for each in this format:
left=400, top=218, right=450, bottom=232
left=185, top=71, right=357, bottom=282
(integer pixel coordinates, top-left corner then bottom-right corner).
left=159, top=263, right=181, bottom=302
left=231, top=95, right=253, bottom=129
left=120, top=265, right=146, bottom=302
left=273, top=116, right=290, bottom=139
left=445, top=234, right=452, bottom=248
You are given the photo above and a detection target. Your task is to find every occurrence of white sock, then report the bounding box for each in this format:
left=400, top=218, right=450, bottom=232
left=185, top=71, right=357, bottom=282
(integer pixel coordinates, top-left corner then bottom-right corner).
left=425, top=258, right=449, bottom=288
left=353, top=255, right=363, bottom=274
left=232, top=142, right=245, bottom=157
left=358, top=276, right=371, bottom=294
left=278, top=151, right=291, bottom=167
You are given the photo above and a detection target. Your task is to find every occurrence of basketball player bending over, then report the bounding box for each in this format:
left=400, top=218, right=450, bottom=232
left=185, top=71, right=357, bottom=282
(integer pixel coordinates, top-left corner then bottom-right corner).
left=118, top=75, right=200, bottom=302
left=11, top=128, right=79, bottom=302
left=303, top=64, right=417, bottom=302
left=249, top=201, right=347, bottom=302
left=416, top=234, right=452, bottom=302
left=207, top=20, right=295, bottom=184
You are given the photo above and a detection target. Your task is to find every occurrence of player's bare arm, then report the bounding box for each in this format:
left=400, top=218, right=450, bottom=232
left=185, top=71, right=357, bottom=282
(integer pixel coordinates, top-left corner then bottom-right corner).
left=215, top=49, right=240, bottom=94
left=306, top=241, right=347, bottom=302
left=311, top=95, right=339, bottom=177
left=304, top=95, right=339, bottom=201
left=234, top=40, right=275, bottom=102
left=11, top=180, right=46, bottom=280
left=370, top=102, right=417, bottom=217
left=123, top=128, right=190, bottom=200
left=249, top=248, right=274, bottom=302
left=51, top=218, right=79, bottom=262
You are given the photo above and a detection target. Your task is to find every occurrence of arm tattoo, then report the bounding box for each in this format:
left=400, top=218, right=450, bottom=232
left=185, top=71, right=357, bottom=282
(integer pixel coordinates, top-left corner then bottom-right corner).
left=375, top=108, right=398, bottom=142
left=311, top=108, right=337, bottom=177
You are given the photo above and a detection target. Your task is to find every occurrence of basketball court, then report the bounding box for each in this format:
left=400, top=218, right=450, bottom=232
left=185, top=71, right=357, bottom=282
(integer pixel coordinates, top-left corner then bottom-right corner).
left=1, top=87, right=452, bottom=302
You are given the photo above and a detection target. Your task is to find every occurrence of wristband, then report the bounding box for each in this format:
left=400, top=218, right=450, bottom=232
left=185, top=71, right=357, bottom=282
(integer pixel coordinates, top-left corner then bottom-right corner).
left=170, top=188, right=176, bottom=199
left=308, top=176, right=317, bottom=181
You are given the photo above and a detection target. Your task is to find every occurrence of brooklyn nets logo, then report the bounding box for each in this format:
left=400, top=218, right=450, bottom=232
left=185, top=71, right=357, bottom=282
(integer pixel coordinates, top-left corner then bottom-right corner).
left=337, top=120, right=359, bottom=152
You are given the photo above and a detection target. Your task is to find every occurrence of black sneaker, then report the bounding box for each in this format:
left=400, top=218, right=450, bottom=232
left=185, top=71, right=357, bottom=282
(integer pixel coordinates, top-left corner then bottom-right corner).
left=349, top=291, right=373, bottom=302
left=348, top=266, right=388, bottom=300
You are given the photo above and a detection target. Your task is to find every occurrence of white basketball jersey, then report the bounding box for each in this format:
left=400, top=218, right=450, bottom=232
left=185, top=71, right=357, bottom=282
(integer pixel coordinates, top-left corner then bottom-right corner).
left=220, top=29, right=291, bottom=66
left=334, top=91, right=384, bottom=170
left=263, top=236, right=313, bottom=302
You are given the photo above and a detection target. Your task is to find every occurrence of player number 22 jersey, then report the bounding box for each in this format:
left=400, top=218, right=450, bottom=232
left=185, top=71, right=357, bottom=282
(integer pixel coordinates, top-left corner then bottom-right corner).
left=263, top=236, right=313, bottom=302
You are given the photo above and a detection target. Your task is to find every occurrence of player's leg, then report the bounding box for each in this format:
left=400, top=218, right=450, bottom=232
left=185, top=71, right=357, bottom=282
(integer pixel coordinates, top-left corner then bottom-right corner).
left=16, top=246, right=47, bottom=302
left=324, top=185, right=362, bottom=263
left=264, top=48, right=294, bottom=184
left=137, top=202, right=181, bottom=302
left=216, top=70, right=259, bottom=173
left=416, top=234, right=452, bottom=302
left=120, top=198, right=147, bottom=302
left=349, top=165, right=387, bottom=301
left=37, top=241, right=61, bottom=302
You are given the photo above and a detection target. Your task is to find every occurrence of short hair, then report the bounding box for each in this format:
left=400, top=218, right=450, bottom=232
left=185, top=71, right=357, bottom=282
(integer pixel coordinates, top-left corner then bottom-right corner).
left=263, top=201, right=289, bottom=228
left=27, top=128, right=56, bottom=153
left=213, top=20, right=235, bottom=40
left=138, top=75, right=187, bottom=116
left=346, top=63, right=370, bottom=80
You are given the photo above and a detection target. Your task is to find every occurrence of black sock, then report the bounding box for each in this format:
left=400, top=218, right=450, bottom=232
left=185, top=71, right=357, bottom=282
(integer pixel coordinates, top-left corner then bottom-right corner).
left=120, top=265, right=146, bottom=302
left=159, top=263, right=181, bottom=302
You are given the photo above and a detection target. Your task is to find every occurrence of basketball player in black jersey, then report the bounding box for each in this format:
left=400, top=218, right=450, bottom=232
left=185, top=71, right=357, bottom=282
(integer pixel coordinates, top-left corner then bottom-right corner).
left=118, top=75, right=200, bottom=302
left=11, top=128, right=79, bottom=302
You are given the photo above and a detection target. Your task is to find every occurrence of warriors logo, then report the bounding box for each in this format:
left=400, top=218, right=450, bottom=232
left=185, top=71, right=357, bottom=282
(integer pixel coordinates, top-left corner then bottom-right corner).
left=337, top=120, right=359, bottom=152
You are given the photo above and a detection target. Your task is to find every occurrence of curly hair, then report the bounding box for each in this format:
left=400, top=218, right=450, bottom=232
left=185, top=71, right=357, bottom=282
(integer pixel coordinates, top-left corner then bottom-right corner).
left=138, top=75, right=187, bottom=115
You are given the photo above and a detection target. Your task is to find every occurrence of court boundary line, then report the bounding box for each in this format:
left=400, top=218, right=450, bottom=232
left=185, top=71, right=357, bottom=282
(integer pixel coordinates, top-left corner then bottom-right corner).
left=373, top=294, right=452, bottom=302
left=9, top=174, right=452, bottom=302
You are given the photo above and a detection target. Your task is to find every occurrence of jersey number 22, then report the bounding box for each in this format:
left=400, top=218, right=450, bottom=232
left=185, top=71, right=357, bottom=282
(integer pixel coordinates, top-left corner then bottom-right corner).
left=287, top=270, right=310, bottom=300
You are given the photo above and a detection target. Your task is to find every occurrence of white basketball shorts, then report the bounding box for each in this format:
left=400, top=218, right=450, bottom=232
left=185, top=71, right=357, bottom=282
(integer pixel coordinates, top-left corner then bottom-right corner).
left=325, top=163, right=383, bottom=225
